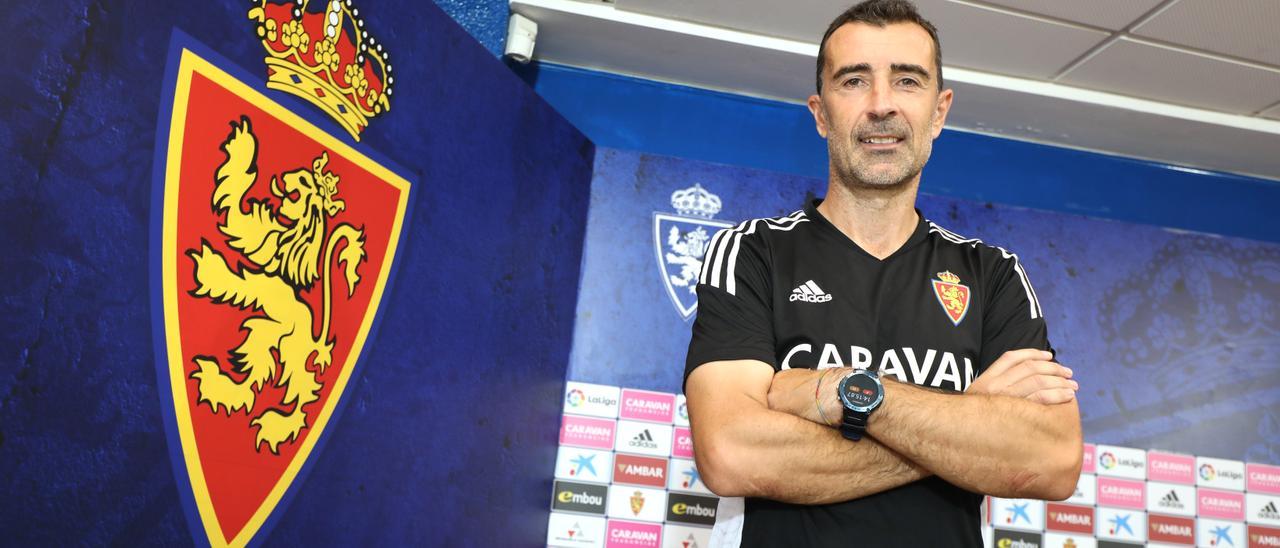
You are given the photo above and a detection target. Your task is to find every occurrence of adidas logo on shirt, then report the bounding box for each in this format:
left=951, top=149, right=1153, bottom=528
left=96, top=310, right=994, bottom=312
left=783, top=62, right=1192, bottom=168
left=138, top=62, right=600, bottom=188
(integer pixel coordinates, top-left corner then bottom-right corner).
left=789, top=280, right=832, bottom=303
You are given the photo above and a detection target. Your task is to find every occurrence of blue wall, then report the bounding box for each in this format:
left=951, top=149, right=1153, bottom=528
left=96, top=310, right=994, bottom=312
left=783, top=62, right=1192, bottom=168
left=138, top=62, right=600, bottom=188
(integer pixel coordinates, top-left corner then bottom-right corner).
left=0, top=1, right=590, bottom=545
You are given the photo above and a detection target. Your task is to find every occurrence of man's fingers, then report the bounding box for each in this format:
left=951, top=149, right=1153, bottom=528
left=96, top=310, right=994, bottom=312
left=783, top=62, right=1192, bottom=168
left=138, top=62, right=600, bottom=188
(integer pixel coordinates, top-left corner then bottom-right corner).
left=1009, top=374, right=1078, bottom=399
left=1001, top=360, right=1072, bottom=385
left=1029, top=388, right=1077, bottom=405
left=982, top=348, right=1055, bottom=378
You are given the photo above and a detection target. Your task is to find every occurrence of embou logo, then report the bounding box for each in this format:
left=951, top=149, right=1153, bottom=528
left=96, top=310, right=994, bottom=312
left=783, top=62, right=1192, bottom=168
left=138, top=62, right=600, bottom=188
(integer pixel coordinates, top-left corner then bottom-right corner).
left=552, top=481, right=607, bottom=514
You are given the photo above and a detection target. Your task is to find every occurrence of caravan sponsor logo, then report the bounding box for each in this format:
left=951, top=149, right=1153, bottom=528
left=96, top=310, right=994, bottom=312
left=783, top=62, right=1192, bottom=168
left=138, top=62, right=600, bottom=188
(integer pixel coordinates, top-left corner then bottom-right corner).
left=779, top=343, right=976, bottom=392
left=654, top=184, right=734, bottom=321
left=1147, top=514, right=1194, bottom=545
left=1082, top=444, right=1096, bottom=474
left=554, top=481, right=609, bottom=515
left=1251, top=524, right=1280, bottom=548
left=666, top=493, right=719, bottom=526
left=993, top=529, right=1042, bottom=548
left=1148, top=452, right=1195, bottom=484
left=672, top=427, right=694, bottom=459
left=1045, top=503, right=1093, bottom=534
left=1200, top=488, right=1246, bottom=521
left=1096, top=446, right=1146, bottom=479
left=1249, top=464, right=1280, bottom=495
left=1147, top=481, right=1195, bottom=516
left=614, top=421, right=672, bottom=458
left=1248, top=494, right=1280, bottom=526
left=561, top=416, right=617, bottom=450
left=620, top=390, right=675, bottom=423
left=564, top=382, right=621, bottom=418
left=613, top=454, right=668, bottom=488
left=605, top=519, right=662, bottom=548
left=1098, top=477, right=1145, bottom=509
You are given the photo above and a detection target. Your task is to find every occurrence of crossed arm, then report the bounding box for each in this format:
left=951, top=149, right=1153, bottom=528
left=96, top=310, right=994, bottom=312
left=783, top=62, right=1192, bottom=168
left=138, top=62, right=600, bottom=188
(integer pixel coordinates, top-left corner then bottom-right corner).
left=686, top=349, right=1082, bottom=504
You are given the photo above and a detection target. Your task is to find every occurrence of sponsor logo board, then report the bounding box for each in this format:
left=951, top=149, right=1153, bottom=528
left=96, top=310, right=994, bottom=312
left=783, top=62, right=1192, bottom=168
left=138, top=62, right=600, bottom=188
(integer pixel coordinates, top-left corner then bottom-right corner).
left=562, top=415, right=618, bottom=450
left=993, top=528, right=1043, bottom=548
left=668, top=458, right=713, bottom=495
left=1201, top=488, right=1248, bottom=521
left=1096, top=507, right=1146, bottom=543
left=1069, top=474, right=1097, bottom=506
left=607, top=519, right=663, bottom=548
left=620, top=389, right=676, bottom=424
left=557, top=447, right=614, bottom=483
left=548, top=512, right=607, bottom=547
left=1043, top=532, right=1097, bottom=548
left=1147, top=481, right=1196, bottom=516
left=672, top=427, right=694, bottom=459
left=1197, top=518, right=1243, bottom=548
left=1249, top=464, right=1280, bottom=495
left=1250, top=524, right=1280, bottom=548
left=1046, top=503, right=1094, bottom=534
left=674, top=395, right=689, bottom=427
left=1082, top=444, right=1096, bottom=475
left=1248, top=493, right=1280, bottom=526
left=554, top=480, right=609, bottom=515
left=1149, top=451, right=1196, bottom=485
left=607, top=485, right=667, bottom=523
left=615, top=421, right=674, bottom=458
left=566, top=382, right=622, bottom=418
left=1199, top=456, right=1247, bottom=492
left=1147, top=513, right=1195, bottom=545
left=992, top=498, right=1045, bottom=531
left=1096, top=445, right=1147, bottom=480
left=662, top=523, right=710, bottom=548
left=613, top=454, right=669, bottom=488
left=665, top=493, right=719, bottom=527
left=1098, top=477, right=1146, bottom=509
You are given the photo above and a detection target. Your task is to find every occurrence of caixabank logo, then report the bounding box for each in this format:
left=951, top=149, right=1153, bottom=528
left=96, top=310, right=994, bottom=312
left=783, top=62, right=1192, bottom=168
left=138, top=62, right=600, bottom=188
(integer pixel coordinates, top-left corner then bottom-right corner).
left=150, top=11, right=411, bottom=546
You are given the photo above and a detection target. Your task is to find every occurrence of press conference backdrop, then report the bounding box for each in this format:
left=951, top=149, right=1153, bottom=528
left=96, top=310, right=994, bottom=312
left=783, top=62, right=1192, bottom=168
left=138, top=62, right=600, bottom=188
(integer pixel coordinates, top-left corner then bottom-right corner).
left=550, top=148, right=1280, bottom=547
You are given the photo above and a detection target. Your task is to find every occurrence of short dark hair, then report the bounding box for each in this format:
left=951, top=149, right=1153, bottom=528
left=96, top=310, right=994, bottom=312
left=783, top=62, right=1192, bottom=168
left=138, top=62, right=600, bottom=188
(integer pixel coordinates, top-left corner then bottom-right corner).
left=815, top=0, right=944, bottom=94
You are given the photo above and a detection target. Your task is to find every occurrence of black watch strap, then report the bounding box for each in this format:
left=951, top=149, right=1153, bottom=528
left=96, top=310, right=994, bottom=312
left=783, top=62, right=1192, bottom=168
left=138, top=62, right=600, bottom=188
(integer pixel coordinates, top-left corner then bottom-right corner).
left=840, top=407, right=869, bottom=441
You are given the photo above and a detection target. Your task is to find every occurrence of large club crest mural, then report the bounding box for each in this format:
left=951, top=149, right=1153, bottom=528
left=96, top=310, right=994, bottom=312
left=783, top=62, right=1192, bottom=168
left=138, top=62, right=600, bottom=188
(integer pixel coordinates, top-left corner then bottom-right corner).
left=150, top=2, right=410, bottom=544
left=653, top=184, right=733, bottom=320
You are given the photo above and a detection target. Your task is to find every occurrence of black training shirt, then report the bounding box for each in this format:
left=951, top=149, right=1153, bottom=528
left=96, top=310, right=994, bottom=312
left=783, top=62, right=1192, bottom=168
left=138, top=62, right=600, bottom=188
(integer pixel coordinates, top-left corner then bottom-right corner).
left=684, top=199, right=1052, bottom=548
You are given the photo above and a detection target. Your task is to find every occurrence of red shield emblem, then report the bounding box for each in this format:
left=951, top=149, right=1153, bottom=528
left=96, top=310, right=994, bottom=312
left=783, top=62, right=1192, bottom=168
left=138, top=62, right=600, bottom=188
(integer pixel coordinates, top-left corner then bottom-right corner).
left=155, top=48, right=410, bottom=546
left=931, top=271, right=970, bottom=326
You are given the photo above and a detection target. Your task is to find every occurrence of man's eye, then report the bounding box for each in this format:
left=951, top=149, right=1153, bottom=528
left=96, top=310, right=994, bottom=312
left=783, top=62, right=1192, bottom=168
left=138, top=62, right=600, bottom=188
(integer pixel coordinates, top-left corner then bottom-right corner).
left=843, top=77, right=864, bottom=87
left=899, top=78, right=921, bottom=87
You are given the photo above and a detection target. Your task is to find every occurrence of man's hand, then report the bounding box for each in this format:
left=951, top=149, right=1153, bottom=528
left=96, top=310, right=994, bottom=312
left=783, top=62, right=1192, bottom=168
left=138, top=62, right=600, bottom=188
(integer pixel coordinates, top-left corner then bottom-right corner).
left=968, top=349, right=1078, bottom=404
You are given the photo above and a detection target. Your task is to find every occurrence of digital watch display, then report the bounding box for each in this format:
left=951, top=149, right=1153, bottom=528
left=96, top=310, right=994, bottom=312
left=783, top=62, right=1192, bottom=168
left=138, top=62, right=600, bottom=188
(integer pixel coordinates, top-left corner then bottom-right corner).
left=837, top=369, right=883, bottom=441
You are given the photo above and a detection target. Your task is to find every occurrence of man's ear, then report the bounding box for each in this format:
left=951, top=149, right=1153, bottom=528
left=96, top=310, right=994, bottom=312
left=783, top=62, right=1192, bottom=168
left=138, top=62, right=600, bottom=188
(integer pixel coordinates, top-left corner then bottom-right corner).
left=930, top=88, right=954, bottom=139
left=807, top=94, right=829, bottom=139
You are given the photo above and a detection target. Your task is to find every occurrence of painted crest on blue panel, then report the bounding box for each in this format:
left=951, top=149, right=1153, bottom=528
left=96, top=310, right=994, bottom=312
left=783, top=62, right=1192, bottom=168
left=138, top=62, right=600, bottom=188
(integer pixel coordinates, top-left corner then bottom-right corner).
left=654, top=184, right=734, bottom=320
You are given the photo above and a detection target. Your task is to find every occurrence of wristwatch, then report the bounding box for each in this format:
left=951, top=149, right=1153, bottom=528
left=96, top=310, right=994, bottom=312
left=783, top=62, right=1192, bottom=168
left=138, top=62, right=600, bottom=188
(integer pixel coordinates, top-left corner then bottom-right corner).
left=837, top=369, right=884, bottom=441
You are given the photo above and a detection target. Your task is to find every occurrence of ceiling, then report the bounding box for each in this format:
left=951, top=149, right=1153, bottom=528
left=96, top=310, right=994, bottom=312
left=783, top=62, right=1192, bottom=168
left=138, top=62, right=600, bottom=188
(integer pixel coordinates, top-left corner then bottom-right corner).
left=509, top=0, right=1280, bottom=181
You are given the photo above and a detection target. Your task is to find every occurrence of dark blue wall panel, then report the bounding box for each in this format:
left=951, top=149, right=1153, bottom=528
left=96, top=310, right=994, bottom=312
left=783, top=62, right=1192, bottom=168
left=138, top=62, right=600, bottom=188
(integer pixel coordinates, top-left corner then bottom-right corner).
left=0, top=1, right=590, bottom=545
left=514, top=63, right=1280, bottom=245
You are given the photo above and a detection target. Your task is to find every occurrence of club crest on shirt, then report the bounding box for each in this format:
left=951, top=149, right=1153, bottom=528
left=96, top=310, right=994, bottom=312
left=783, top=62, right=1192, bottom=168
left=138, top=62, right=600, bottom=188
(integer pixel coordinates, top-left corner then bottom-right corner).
left=653, top=184, right=734, bottom=320
left=931, top=271, right=970, bottom=326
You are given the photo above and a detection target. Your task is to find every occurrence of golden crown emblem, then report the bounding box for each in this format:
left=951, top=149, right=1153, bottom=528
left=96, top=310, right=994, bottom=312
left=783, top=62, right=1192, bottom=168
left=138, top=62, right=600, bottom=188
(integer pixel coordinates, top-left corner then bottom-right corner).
left=936, top=271, right=961, bottom=284
left=248, top=0, right=393, bottom=140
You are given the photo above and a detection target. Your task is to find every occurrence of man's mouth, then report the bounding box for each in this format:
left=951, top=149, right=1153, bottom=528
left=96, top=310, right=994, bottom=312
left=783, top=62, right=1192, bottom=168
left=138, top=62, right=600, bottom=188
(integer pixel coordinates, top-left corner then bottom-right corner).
left=859, top=136, right=903, bottom=145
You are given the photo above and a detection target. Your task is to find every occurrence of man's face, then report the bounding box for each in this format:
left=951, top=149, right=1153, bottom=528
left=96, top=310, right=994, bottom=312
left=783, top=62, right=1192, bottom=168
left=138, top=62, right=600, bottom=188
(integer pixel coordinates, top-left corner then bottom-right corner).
left=808, top=22, right=953, bottom=189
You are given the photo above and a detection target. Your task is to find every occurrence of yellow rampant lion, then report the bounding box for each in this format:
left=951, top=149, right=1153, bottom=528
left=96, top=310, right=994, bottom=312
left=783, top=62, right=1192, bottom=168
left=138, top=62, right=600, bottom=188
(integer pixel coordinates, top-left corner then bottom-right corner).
left=938, top=285, right=966, bottom=314
left=188, top=116, right=365, bottom=454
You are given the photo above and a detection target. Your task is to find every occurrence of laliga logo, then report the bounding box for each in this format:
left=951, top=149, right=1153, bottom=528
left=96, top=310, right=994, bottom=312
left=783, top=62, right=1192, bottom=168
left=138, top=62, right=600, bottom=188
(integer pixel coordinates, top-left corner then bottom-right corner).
left=566, top=389, right=585, bottom=407
left=1099, top=451, right=1117, bottom=470
left=678, top=402, right=688, bottom=422
left=1201, top=463, right=1217, bottom=481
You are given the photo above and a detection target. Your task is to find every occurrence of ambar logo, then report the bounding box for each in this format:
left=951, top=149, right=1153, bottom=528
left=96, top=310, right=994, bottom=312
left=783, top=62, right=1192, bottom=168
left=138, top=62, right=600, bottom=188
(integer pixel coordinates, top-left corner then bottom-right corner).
left=666, top=493, right=719, bottom=526
left=552, top=481, right=608, bottom=515
left=1045, top=503, right=1092, bottom=534
left=1148, top=514, right=1194, bottom=544
left=1251, top=524, right=1280, bottom=548
left=613, top=454, right=668, bottom=488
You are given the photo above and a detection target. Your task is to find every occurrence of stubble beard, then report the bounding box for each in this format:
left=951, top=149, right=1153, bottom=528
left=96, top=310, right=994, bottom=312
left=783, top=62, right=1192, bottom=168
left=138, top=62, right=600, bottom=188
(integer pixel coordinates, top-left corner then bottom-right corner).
left=829, top=118, right=934, bottom=192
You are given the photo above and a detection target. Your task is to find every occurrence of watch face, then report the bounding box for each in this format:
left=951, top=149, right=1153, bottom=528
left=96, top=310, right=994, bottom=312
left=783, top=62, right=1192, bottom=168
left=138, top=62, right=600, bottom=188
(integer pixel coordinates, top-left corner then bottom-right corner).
left=840, top=372, right=882, bottom=412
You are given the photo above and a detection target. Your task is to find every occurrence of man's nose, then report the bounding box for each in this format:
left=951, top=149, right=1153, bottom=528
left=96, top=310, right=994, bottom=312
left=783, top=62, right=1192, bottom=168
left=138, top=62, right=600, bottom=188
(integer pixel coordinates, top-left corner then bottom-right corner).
left=866, top=83, right=898, bottom=121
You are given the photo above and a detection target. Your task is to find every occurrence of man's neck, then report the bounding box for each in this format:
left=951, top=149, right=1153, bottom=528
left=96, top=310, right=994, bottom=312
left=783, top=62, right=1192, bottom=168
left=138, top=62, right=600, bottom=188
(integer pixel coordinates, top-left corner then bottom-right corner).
left=817, top=176, right=920, bottom=260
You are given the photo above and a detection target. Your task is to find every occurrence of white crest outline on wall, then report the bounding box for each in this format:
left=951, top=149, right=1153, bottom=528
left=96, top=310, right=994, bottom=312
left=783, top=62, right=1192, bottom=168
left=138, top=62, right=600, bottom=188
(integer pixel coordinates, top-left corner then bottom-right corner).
left=654, top=184, right=733, bottom=321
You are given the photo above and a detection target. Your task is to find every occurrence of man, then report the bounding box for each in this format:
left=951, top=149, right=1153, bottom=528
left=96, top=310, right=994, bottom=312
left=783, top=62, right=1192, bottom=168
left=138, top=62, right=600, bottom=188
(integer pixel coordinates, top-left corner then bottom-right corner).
left=683, top=1, right=1083, bottom=546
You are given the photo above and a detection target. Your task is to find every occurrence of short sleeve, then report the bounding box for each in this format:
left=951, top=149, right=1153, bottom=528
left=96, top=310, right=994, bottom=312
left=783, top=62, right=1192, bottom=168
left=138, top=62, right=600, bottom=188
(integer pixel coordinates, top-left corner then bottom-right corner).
left=683, top=228, right=776, bottom=388
left=979, top=253, right=1054, bottom=372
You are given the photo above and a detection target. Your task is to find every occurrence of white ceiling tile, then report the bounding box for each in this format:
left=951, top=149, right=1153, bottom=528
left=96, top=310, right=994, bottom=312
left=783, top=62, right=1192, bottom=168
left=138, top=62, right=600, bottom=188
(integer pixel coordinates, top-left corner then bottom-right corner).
left=612, top=0, right=841, bottom=43
left=1261, top=103, right=1280, bottom=121
left=1059, top=37, right=1280, bottom=114
left=1134, top=0, right=1280, bottom=66
left=912, top=0, right=1111, bottom=78
left=979, top=0, right=1166, bottom=30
